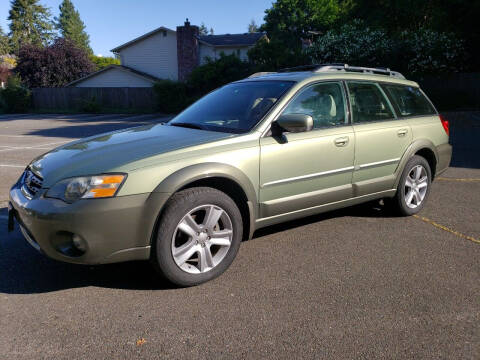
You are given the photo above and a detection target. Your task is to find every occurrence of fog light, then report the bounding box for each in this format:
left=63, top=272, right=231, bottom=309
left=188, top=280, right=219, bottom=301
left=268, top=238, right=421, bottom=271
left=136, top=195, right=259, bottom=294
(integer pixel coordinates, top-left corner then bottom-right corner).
left=72, top=234, right=87, bottom=253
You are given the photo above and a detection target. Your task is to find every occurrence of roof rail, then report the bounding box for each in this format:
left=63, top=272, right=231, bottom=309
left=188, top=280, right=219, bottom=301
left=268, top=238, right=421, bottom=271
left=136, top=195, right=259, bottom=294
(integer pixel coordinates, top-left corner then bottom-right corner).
left=277, top=63, right=405, bottom=79
left=248, top=71, right=276, bottom=78
left=314, top=64, right=405, bottom=79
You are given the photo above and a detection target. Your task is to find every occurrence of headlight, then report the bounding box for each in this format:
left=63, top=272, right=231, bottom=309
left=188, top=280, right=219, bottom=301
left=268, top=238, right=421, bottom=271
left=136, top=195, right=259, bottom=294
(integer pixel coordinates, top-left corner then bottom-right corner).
left=45, top=174, right=126, bottom=203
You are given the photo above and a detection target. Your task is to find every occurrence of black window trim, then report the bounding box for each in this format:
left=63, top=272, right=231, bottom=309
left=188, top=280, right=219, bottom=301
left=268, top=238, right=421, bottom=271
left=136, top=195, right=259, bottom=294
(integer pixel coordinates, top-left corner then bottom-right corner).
left=379, top=82, right=439, bottom=120
left=344, top=80, right=399, bottom=125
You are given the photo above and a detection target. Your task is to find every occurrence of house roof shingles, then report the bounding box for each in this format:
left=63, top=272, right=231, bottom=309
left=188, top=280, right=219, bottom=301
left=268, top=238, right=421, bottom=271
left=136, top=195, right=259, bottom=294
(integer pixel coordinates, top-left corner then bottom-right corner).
left=197, top=32, right=266, bottom=47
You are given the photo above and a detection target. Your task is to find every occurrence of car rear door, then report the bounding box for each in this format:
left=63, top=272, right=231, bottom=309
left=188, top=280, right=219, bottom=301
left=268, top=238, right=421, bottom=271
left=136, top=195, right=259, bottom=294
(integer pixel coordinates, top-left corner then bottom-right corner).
left=259, top=81, right=355, bottom=219
left=346, top=81, right=412, bottom=195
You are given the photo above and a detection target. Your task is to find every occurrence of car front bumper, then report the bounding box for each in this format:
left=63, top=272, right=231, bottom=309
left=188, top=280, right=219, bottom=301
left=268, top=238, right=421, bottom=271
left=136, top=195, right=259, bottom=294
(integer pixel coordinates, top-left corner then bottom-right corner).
left=9, top=184, right=170, bottom=265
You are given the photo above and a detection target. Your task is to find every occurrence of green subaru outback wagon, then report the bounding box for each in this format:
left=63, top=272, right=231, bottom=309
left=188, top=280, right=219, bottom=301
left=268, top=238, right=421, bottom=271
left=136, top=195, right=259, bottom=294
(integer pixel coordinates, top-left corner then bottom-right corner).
left=9, top=64, right=452, bottom=286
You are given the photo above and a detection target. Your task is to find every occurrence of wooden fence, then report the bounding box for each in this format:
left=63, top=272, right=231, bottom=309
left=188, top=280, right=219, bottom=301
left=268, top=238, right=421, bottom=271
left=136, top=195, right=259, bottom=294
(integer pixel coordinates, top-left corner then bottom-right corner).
left=31, top=73, right=480, bottom=113
left=32, top=87, right=157, bottom=112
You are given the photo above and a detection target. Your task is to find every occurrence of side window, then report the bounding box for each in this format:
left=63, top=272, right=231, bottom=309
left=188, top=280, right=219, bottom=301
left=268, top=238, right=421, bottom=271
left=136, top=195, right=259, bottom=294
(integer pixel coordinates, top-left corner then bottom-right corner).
left=347, top=82, right=395, bottom=123
left=282, top=82, right=347, bottom=129
left=382, top=84, right=436, bottom=117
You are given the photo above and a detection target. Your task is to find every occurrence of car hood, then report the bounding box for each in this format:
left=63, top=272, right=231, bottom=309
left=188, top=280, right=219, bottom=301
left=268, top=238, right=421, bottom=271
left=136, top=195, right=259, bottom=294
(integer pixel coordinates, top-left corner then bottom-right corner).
left=29, top=124, right=234, bottom=187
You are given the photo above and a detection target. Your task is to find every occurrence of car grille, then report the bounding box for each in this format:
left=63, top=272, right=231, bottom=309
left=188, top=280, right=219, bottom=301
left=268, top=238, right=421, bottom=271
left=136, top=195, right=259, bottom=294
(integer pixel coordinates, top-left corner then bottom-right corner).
left=21, top=168, right=43, bottom=198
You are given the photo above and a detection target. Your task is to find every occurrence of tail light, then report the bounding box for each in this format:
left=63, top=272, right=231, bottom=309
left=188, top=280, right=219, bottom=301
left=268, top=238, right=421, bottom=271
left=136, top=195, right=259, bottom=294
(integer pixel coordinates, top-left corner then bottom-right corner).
left=439, top=114, right=449, bottom=136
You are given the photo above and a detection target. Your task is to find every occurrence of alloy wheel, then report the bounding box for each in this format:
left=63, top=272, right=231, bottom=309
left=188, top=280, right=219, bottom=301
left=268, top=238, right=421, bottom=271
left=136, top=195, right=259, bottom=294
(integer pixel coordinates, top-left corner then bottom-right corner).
left=404, top=165, right=428, bottom=209
left=171, top=204, right=233, bottom=274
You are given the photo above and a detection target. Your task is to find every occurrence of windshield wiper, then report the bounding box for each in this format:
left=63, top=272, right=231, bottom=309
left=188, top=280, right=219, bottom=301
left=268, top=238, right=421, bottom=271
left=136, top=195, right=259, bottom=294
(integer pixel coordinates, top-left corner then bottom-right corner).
left=169, top=122, right=205, bottom=130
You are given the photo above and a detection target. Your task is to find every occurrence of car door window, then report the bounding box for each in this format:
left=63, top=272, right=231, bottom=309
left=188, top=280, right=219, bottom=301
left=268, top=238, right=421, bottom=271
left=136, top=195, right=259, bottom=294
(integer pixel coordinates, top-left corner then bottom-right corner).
left=382, top=84, right=436, bottom=117
left=347, top=82, right=395, bottom=123
left=282, top=82, right=347, bottom=129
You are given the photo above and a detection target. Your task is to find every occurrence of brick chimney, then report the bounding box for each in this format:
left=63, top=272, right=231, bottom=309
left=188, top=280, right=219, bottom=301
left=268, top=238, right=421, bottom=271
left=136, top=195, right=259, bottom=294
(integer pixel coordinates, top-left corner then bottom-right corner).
left=177, top=19, right=199, bottom=82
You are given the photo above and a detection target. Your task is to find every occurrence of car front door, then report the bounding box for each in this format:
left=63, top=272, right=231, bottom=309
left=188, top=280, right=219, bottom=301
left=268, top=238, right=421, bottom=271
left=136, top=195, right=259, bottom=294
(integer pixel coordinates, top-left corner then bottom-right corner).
left=346, top=81, right=412, bottom=196
left=259, top=81, right=355, bottom=219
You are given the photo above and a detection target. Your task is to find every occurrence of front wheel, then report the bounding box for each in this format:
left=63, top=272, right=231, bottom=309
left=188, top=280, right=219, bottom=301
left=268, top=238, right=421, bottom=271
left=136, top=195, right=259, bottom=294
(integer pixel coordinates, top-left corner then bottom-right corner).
left=390, top=155, right=432, bottom=216
left=152, top=187, right=243, bottom=287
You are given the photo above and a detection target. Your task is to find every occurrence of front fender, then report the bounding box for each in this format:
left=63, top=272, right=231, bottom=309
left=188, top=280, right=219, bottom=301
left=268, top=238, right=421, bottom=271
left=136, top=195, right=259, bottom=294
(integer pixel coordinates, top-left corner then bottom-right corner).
left=152, top=162, right=257, bottom=205
left=152, top=162, right=258, bottom=240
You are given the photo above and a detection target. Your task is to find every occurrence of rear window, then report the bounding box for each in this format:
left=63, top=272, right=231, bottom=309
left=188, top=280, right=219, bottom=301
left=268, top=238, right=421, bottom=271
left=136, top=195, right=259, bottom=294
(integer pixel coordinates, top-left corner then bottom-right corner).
left=382, top=84, right=436, bottom=117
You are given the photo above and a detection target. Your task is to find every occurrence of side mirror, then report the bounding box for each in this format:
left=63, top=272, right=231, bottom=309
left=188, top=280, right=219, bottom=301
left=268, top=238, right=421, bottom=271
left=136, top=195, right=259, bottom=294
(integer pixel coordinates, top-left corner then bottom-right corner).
left=275, top=114, right=313, bottom=134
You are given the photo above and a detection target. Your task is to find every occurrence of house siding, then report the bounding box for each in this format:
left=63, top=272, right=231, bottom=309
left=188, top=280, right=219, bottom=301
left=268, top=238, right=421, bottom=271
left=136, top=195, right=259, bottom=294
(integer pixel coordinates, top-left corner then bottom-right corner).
left=119, top=31, right=178, bottom=81
left=74, top=67, right=154, bottom=87
left=199, top=45, right=250, bottom=64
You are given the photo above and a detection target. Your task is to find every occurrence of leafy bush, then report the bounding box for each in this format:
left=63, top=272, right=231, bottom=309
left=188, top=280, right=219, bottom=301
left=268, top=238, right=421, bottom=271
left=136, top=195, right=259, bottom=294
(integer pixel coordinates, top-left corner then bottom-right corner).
left=398, top=29, right=465, bottom=75
left=154, top=54, right=254, bottom=113
left=153, top=80, right=193, bottom=114
left=248, top=38, right=308, bottom=71
left=305, top=20, right=392, bottom=68
left=0, top=75, right=31, bottom=113
left=187, top=53, right=254, bottom=95
left=305, top=20, right=466, bottom=75
left=16, top=37, right=94, bottom=88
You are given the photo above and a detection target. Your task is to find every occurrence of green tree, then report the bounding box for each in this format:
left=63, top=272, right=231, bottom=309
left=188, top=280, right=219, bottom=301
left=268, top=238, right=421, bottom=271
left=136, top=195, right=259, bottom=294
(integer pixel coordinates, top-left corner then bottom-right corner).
left=8, top=0, right=54, bottom=53
left=249, top=0, right=349, bottom=70
left=248, top=19, right=258, bottom=33
left=262, top=0, right=344, bottom=48
left=0, top=26, right=10, bottom=55
left=89, top=55, right=120, bottom=70
left=55, top=0, right=92, bottom=53
left=348, top=0, right=480, bottom=69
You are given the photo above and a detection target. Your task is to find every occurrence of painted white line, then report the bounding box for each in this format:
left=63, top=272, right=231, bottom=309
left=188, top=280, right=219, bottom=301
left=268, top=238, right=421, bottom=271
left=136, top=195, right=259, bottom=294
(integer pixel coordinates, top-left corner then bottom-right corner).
left=0, top=164, right=25, bottom=168
left=0, top=140, right=69, bottom=152
left=0, top=146, right=51, bottom=150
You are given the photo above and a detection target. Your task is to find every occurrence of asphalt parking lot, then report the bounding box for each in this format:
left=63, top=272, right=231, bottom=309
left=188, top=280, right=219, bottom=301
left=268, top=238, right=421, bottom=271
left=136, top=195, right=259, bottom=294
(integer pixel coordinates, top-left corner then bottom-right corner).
left=0, top=113, right=479, bottom=359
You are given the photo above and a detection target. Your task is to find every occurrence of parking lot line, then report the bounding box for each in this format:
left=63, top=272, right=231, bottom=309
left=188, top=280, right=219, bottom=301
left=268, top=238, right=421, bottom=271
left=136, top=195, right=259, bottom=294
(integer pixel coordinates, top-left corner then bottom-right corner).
left=0, top=141, right=69, bottom=152
left=437, top=177, right=480, bottom=182
left=0, top=165, right=25, bottom=168
left=414, top=214, right=480, bottom=245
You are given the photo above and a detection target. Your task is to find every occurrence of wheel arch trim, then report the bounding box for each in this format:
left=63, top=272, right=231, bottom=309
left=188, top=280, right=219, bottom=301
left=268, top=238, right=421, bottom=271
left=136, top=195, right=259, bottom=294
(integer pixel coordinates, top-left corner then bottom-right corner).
left=152, top=163, right=258, bottom=239
left=394, top=139, right=438, bottom=188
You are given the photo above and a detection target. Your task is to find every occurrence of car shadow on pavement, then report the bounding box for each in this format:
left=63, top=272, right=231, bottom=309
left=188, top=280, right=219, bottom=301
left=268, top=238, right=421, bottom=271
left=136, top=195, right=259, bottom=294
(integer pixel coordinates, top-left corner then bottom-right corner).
left=0, top=201, right=391, bottom=295
left=253, top=200, right=395, bottom=239
left=0, top=225, right=174, bottom=295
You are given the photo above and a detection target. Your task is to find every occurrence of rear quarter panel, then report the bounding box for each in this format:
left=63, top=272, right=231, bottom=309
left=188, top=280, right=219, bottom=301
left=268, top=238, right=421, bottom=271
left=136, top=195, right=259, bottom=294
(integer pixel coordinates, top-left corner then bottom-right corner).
left=407, top=115, right=449, bottom=146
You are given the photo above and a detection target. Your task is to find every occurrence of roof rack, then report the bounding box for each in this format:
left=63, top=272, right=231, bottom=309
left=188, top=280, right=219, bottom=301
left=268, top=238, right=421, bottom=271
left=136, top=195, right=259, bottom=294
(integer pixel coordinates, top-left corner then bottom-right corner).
left=248, top=71, right=277, bottom=78
left=277, top=63, right=405, bottom=79
left=315, top=64, right=405, bottom=79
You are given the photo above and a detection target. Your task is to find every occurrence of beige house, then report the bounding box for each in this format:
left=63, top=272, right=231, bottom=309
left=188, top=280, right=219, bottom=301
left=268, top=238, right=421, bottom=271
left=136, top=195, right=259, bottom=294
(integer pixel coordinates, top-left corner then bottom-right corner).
left=68, top=20, right=266, bottom=87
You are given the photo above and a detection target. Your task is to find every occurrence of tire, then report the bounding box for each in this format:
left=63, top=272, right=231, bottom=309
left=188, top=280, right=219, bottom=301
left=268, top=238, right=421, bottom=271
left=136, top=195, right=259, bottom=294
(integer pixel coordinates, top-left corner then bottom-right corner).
left=152, top=187, right=243, bottom=287
left=390, top=155, right=432, bottom=216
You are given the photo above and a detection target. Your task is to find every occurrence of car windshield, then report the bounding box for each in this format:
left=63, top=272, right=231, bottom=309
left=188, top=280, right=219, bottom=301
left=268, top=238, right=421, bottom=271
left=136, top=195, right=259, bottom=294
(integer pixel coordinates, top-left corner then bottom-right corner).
left=168, top=81, right=294, bottom=133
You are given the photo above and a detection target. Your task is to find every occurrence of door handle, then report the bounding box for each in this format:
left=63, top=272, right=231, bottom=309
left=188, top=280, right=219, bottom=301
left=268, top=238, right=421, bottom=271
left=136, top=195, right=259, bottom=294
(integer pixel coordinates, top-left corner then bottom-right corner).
left=334, top=136, right=349, bottom=147
left=397, top=129, right=408, bottom=137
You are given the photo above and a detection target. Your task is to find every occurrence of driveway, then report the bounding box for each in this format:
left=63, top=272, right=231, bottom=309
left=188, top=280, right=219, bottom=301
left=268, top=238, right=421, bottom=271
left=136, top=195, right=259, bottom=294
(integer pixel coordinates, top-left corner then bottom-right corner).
left=0, top=113, right=479, bottom=359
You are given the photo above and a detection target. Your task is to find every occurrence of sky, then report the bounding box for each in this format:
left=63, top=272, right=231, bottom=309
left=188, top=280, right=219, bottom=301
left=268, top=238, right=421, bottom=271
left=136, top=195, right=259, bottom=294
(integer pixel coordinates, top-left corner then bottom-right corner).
left=0, top=0, right=273, bottom=57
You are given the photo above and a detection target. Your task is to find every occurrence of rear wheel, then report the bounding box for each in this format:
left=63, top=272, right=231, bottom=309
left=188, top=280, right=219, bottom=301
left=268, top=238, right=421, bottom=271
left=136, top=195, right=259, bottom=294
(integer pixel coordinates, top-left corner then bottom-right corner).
left=390, top=155, right=432, bottom=216
left=152, top=187, right=243, bottom=287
